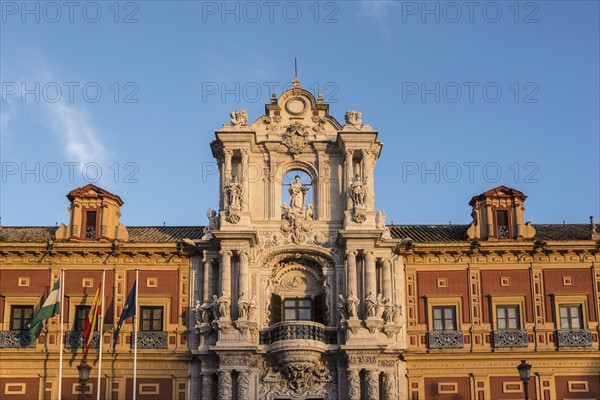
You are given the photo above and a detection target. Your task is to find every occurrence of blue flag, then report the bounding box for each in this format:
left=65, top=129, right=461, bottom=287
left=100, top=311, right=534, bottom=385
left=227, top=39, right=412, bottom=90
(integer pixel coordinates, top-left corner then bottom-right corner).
left=113, top=281, right=136, bottom=351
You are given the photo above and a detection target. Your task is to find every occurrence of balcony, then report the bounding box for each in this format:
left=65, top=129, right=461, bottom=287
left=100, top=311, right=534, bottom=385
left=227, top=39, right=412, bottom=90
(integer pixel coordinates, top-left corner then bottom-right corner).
left=427, top=330, right=464, bottom=349
left=493, top=329, right=529, bottom=348
left=261, top=321, right=327, bottom=345
left=0, top=330, right=35, bottom=348
left=556, top=329, right=592, bottom=347
left=132, top=331, right=168, bottom=349
left=65, top=331, right=100, bottom=349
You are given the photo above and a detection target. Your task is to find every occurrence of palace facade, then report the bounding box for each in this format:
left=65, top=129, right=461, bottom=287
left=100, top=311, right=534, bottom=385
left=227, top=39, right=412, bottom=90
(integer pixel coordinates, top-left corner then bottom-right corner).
left=1, top=78, right=599, bottom=399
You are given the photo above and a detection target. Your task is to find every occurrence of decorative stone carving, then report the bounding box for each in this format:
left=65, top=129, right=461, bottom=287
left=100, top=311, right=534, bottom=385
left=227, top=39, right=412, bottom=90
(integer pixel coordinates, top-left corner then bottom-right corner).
left=237, top=372, right=250, bottom=400
left=283, top=122, right=310, bottom=156
left=218, top=371, right=233, bottom=400
left=347, top=370, right=360, bottom=400
left=312, top=115, right=326, bottom=133
left=365, top=292, right=386, bottom=318
left=201, top=374, right=215, bottom=400
left=353, top=211, right=367, bottom=224
left=229, top=109, right=248, bottom=127
left=382, top=372, right=396, bottom=400
left=349, top=176, right=366, bottom=209
left=217, top=294, right=231, bottom=320
left=375, top=210, right=386, bottom=229
left=266, top=115, right=282, bottom=134
left=344, top=110, right=363, bottom=129
left=346, top=292, right=359, bottom=319
left=337, top=294, right=347, bottom=322
left=226, top=212, right=240, bottom=224
left=366, top=370, right=379, bottom=399
left=224, top=177, right=243, bottom=211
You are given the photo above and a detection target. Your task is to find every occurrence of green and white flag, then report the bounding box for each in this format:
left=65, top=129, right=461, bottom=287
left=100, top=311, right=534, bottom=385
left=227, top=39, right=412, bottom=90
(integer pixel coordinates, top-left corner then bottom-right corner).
left=29, top=278, right=61, bottom=339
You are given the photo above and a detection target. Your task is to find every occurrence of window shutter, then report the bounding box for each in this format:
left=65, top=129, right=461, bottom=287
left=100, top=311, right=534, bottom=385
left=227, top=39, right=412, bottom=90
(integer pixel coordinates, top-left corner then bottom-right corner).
left=313, top=294, right=326, bottom=325
left=271, top=294, right=282, bottom=325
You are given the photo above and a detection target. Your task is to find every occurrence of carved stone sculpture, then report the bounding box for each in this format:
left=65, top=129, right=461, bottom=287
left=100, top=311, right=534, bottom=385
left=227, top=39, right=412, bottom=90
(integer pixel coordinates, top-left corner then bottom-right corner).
left=345, top=110, right=363, bottom=128
left=194, top=300, right=202, bottom=326
left=218, top=294, right=231, bottom=320
left=375, top=210, right=386, bottom=230
left=218, top=372, right=233, bottom=400
left=348, top=370, right=360, bottom=400
left=338, top=294, right=347, bottom=322
left=210, top=295, right=220, bottom=321
left=237, top=293, right=250, bottom=320
left=365, top=292, right=377, bottom=318
left=237, top=372, right=250, bottom=400
left=224, top=177, right=243, bottom=211
left=349, top=176, right=366, bottom=209
left=204, top=208, right=218, bottom=233
left=375, top=293, right=386, bottom=319
left=289, top=176, right=308, bottom=210
left=283, top=122, right=309, bottom=155
left=230, top=109, right=248, bottom=126
left=346, top=292, right=359, bottom=318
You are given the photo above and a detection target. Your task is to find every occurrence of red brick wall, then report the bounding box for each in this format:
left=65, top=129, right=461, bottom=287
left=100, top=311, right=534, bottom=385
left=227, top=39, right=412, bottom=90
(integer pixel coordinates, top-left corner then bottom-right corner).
left=64, top=270, right=115, bottom=324
left=418, top=271, right=470, bottom=324
left=127, top=270, right=179, bottom=325
left=490, top=376, right=536, bottom=399
left=0, top=378, right=39, bottom=400
left=424, top=377, right=470, bottom=400
left=480, top=270, right=533, bottom=323
left=543, top=268, right=596, bottom=323
left=126, top=378, right=173, bottom=400
left=0, top=270, right=50, bottom=294
left=555, top=375, right=600, bottom=399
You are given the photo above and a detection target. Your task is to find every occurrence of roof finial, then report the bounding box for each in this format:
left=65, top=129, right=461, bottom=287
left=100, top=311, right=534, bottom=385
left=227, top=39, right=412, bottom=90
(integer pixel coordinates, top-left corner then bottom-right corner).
left=591, top=216, right=596, bottom=234
left=292, top=58, right=301, bottom=88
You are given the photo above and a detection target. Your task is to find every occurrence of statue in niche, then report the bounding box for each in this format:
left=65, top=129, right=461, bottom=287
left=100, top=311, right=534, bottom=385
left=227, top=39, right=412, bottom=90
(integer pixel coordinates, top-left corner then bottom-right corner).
left=201, top=301, right=214, bottom=323
left=225, top=176, right=243, bottom=211
left=365, top=292, right=377, bottom=318
left=376, top=294, right=387, bottom=319
left=346, top=291, right=359, bottom=318
left=194, top=300, right=202, bottom=326
left=247, top=298, right=258, bottom=321
left=350, top=175, right=366, bottom=208
left=217, top=294, right=231, bottom=320
left=338, top=295, right=347, bottom=322
left=392, top=304, right=403, bottom=323
left=237, top=293, right=250, bottom=320
left=289, top=175, right=309, bottom=210
left=210, top=295, right=220, bottom=321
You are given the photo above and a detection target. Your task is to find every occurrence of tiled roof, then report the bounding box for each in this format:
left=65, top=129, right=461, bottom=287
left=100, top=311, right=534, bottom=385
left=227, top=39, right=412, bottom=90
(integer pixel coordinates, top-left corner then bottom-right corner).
left=127, top=226, right=205, bottom=242
left=388, top=225, right=469, bottom=242
left=388, top=224, right=594, bottom=242
left=0, top=226, right=205, bottom=243
left=0, top=224, right=594, bottom=243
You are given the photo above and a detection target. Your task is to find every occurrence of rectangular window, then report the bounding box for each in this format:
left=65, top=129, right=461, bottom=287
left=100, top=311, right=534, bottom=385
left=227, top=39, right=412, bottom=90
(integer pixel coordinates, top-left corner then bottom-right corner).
left=74, top=306, right=91, bottom=331
left=432, top=306, right=456, bottom=331
left=497, top=305, right=520, bottom=330
left=85, top=211, right=97, bottom=239
left=283, top=298, right=312, bottom=321
left=10, top=305, right=34, bottom=330
left=560, top=304, right=583, bottom=329
left=496, top=210, right=509, bottom=238
left=140, top=306, right=163, bottom=331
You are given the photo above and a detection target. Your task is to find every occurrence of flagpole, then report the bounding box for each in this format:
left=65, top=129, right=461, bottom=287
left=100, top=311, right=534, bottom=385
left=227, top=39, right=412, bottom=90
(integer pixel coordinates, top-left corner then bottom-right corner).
left=133, top=269, right=139, bottom=400
left=58, top=269, right=65, bottom=400
left=97, top=270, right=106, bottom=400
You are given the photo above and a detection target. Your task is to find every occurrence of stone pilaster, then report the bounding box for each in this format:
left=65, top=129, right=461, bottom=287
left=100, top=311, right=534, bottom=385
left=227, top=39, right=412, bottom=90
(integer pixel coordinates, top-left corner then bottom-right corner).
left=201, top=374, right=214, bottom=400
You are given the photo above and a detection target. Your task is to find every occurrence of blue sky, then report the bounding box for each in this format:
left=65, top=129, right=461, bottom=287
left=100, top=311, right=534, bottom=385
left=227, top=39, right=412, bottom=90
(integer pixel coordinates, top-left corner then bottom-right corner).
left=1, top=0, right=598, bottom=227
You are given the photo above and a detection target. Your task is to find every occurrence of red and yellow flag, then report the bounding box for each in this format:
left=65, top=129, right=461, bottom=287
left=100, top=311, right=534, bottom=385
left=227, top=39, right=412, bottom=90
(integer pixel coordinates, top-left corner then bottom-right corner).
left=83, top=281, right=102, bottom=359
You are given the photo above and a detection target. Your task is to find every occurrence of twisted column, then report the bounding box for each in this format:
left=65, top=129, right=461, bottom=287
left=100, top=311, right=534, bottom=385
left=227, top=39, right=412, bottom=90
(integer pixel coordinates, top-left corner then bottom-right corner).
left=366, top=370, right=379, bottom=400
left=237, top=371, right=250, bottom=400
left=347, top=370, right=360, bottom=400
left=218, top=371, right=232, bottom=400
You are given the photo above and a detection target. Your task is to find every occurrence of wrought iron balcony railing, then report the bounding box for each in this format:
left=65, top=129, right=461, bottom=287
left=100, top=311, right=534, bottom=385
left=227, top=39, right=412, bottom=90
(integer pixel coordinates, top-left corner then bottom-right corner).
left=493, top=329, right=529, bottom=348
left=65, top=331, right=100, bottom=349
left=132, top=331, right=168, bottom=349
left=0, top=330, right=35, bottom=348
left=556, top=329, right=592, bottom=347
left=260, top=321, right=328, bottom=345
left=427, top=330, right=464, bottom=349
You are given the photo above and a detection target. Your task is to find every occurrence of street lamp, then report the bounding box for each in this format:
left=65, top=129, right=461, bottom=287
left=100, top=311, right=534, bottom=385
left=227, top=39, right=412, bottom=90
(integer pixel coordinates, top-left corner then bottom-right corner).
left=517, top=359, right=532, bottom=400
left=77, top=359, right=92, bottom=400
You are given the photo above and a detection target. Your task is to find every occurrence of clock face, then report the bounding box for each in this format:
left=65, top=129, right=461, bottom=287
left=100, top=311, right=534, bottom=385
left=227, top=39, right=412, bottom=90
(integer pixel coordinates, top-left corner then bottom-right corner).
left=285, top=97, right=307, bottom=115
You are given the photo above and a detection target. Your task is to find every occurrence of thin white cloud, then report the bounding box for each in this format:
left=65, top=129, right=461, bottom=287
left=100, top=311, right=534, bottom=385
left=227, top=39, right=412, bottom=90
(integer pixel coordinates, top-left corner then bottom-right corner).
left=45, top=101, right=107, bottom=167
left=359, top=0, right=398, bottom=31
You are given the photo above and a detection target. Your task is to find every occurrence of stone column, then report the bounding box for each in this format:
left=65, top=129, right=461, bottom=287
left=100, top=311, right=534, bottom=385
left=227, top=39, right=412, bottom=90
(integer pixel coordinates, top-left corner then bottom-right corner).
left=346, top=251, right=358, bottom=298
left=382, top=259, right=392, bottom=301
left=347, top=370, right=360, bottom=400
left=218, top=371, right=232, bottom=400
left=239, top=251, right=249, bottom=298
left=382, top=372, right=397, bottom=400
left=223, top=149, right=233, bottom=208
left=203, top=259, right=213, bottom=302
left=366, top=370, right=379, bottom=400
left=220, top=251, right=232, bottom=296
left=364, top=251, right=376, bottom=299
left=361, top=149, right=373, bottom=208
left=485, top=204, right=494, bottom=238
left=241, top=149, right=249, bottom=211
left=201, top=374, right=214, bottom=400
left=345, top=149, right=354, bottom=209
left=237, top=371, right=250, bottom=400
